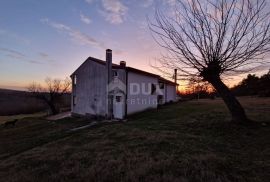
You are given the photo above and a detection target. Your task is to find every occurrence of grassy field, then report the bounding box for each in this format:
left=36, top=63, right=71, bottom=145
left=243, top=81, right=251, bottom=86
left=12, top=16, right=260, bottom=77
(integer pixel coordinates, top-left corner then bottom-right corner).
left=0, top=97, right=269, bottom=182
left=0, top=112, right=47, bottom=124
left=0, top=88, right=70, bottom=116
left=0, top=89, right=47, bottom=116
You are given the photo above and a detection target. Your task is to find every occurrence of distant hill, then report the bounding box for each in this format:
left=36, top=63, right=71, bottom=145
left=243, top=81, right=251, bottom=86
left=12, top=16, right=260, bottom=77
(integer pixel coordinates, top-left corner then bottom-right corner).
left=0, top=88, right=27, bottom=94
left=0, top=89, right=70, bottom=116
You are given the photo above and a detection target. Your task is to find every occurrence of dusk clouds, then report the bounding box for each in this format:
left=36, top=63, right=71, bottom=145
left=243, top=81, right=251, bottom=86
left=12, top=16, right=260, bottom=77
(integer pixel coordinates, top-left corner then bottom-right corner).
left=0, top=47, right=42, bottom=64
left=84, top=0, right=128, bottom=24
left=41, top=18, right=103, bottom=48
left=85, top=0, right=94, bottom=4
left=80, top=12, right=92, bottom=24
left=81, top=0, right=176, bottom=25
left=100, top=0, right=128, bottom=24
left=0, top=0, right=179, bottom=89
left=142, top=0, right=154, bottom=8
left=0, top=47, right=26, bottom=59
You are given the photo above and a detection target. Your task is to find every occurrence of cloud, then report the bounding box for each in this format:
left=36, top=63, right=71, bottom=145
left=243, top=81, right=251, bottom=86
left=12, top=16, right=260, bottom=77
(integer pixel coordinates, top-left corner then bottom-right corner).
left=100, top=0, right=128, bottom=24
left=37, top=52, right=57, bottom=63
left=39, top=52, right=49, bottom=58
left=0, top=47, right=42, bottom=64
left=41, top=18, right=126, bottom=54
left=41, top=18, right=70, bottom=31
left=163, top=0, right=176, bottom=6
left=0, top=47, right=26, bottom=58
left=138, top=20, right=148, bottom=30
left=142, top=0, right=154, bottom=7
left=85, top=0, right=94, bottom=4
left=41, top=18, right=103, bottom=48
left=80, top=12, right=92, bottom=24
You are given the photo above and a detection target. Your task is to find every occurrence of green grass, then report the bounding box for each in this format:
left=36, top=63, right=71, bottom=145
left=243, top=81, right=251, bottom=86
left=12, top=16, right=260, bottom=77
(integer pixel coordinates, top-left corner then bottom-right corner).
left=0, top=97, right=269, bottom=182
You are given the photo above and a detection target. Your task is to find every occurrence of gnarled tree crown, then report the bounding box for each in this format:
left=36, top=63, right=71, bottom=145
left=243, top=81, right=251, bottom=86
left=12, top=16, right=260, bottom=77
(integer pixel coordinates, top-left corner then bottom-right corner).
left=150, top=0, right=270, bottom=80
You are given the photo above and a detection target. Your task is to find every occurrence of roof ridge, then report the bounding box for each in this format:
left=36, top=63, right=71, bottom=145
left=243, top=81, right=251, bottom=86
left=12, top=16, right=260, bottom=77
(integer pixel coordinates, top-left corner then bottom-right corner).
left=71, top=56, right=178, bottom=85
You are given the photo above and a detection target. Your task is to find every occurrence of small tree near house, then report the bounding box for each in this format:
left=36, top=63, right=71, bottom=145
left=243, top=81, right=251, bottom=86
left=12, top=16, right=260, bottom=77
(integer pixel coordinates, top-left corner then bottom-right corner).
left=28, top=77, right=71, bottom=115
left=187, top=76, right=213, bottom=99
left=149, top=0, right=270, bottom=123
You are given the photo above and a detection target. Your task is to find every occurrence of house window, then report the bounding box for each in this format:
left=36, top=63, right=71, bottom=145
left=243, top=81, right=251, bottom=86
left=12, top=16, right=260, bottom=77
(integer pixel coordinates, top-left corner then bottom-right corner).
left=159, top=82, right=165, bottom=89
left=73, top=96, right=77, bottom=106
left=151, top=84, right=156, bottom=95
left=116, top=96, right=121, bottom=102
left=113, top=71, right=118, bottom=77
left=74, top=75, right=77, bottom=85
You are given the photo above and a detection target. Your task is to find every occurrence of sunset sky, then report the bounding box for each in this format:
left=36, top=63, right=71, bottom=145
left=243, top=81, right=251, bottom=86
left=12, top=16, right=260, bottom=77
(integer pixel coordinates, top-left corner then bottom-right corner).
left=0, top=0, right=268, bottom=91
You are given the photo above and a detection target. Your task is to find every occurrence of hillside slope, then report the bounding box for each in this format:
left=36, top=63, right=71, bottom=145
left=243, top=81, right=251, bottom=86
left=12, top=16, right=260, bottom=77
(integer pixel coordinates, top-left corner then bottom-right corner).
left=0, top=89, right=70, bottom=116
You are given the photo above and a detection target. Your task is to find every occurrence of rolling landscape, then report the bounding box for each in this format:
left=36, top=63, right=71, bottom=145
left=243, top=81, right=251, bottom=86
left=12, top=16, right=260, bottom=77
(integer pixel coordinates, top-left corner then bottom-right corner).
left=1, top=0, right=270, bottom=181
left=0, top=98, right=269, bottom=181
left=0, top=89, right=46, bottom=116
left=0, top=88, right=70, bottom=124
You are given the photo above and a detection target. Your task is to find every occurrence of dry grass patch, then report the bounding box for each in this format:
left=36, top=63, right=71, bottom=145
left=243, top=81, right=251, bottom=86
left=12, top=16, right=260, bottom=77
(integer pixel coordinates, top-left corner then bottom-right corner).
left=0, top=97, right=269, bottom=181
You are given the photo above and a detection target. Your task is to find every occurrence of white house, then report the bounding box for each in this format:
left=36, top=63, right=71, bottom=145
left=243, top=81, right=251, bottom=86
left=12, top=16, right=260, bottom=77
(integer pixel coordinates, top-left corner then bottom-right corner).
left=70, top=49, right=178, bottom=119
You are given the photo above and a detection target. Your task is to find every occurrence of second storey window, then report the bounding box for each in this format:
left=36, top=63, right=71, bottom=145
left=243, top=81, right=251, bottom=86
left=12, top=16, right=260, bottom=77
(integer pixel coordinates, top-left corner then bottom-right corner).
left=74, top=75, right=77, bottom=85
left=159, top=82, right=165, bottom=89
left=113, top=70, right=118, bottom=77
left=151, top=84, right=156, bottom=95
left=73, top=96, right=77, bottom=106
left=73, top=75, right=77, bottom=96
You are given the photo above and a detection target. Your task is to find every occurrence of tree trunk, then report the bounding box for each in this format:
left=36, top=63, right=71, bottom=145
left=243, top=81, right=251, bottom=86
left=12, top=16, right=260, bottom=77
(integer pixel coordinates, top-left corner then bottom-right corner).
left=49, top=102, right=58, bottom=115
left=45, top=100, right=59, bottom=115
left=208, top=77, right=249, bottom=123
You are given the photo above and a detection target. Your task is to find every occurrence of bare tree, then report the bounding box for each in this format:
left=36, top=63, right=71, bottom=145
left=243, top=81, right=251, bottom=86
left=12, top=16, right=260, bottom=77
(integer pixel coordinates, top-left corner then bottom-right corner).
left=149, top=0, right=270, bottom=123
left=28, top=77, right=71, bottom=115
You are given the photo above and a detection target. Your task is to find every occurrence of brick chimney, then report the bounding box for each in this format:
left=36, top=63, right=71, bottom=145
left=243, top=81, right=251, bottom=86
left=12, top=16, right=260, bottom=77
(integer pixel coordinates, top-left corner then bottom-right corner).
left=106, top=49, right=113, bottom=119
left=106, top=49, right=112, bottom=84
left=120, top=61, right=126, bottom=68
